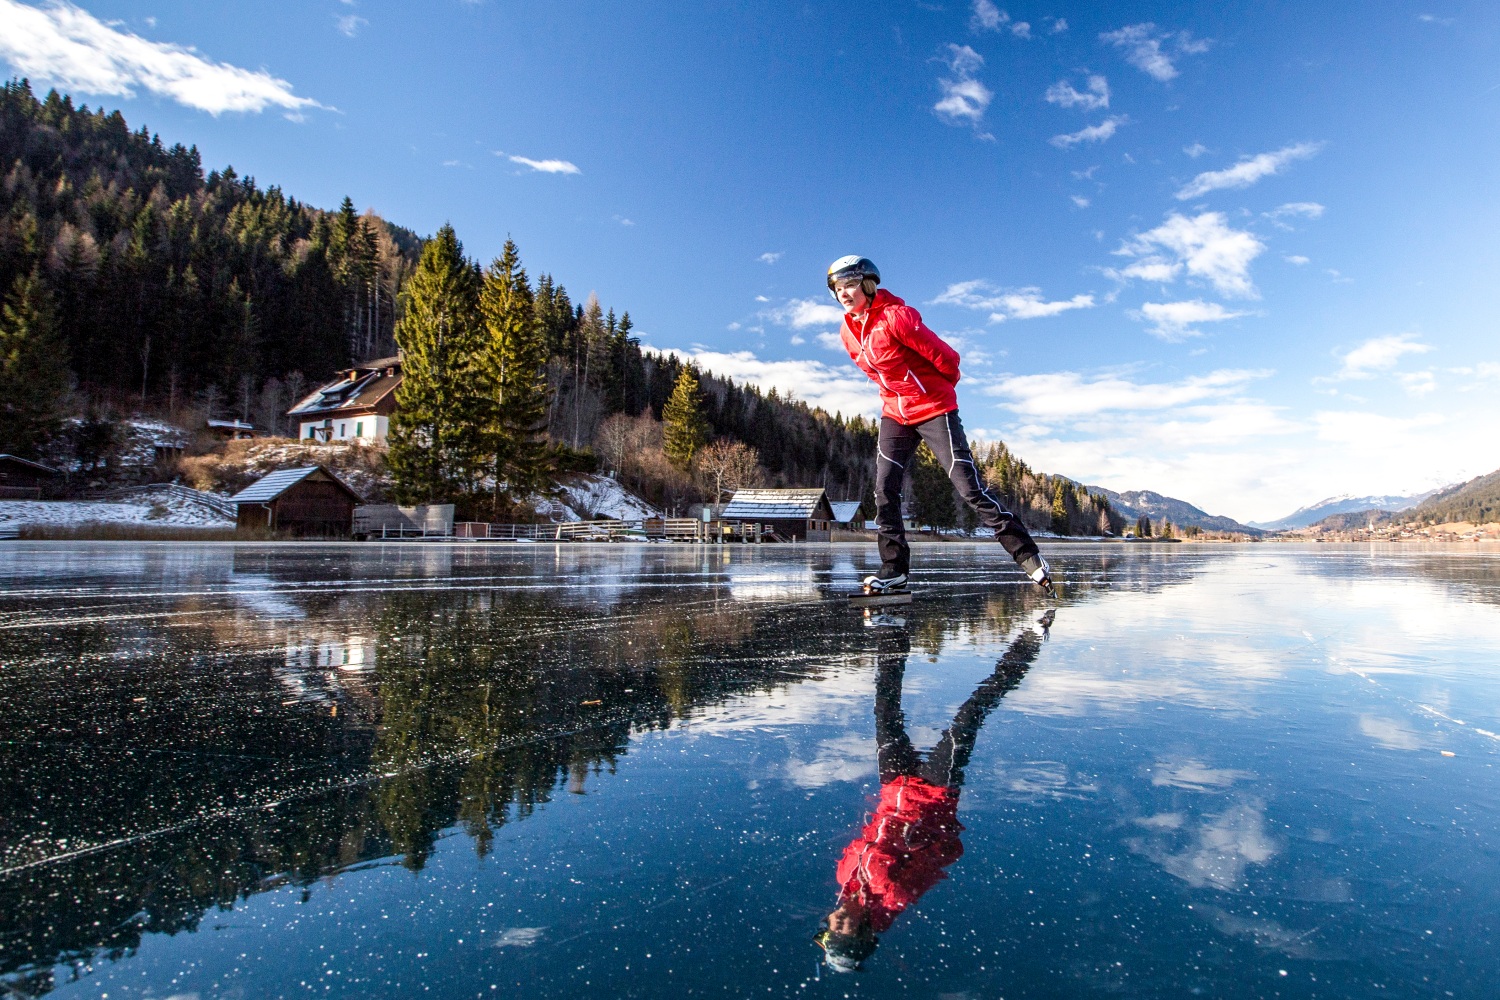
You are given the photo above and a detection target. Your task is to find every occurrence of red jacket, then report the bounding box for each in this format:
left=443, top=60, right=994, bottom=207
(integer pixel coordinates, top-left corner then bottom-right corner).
left=834, top=776, right=964, bottom=933
left=839, top=289, right=960, bottom=425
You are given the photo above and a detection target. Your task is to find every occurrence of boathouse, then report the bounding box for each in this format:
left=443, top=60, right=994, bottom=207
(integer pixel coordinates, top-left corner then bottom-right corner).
left=229, top=466, right=363, bottom=536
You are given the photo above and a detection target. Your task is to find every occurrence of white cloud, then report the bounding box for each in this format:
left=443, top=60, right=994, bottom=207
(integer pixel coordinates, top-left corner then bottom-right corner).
left=1183, top=142, right=1209, bottom=158
left=1175, top=142, right=1322, bottom=200
left=1398, top=370, right=1437, bottom=396
left=1267, top=201, right=1324, bottom=220
left=0, top=0, right=324, bottom=115
left=984, top=367, right=1273, bottom=418
left=767, top=297, right=845, bottom=329
left=754, top=295, right=770, bottom=303
left=1048, top=17, right=1068, bottom=33
left=1116, top=211, right=1265, bottom=298
left=335, top=13, right=367, bottom=36
left=816, top=331, right=845, bottom=351
left=930, top=281, right=1095, bottom=321
left=1331, top=334, right=1432, bottom=380
left=1283, top=254, right=1309, bottom=265
left=1100, top=23, right=1210, bottom=82
left=507, top=155, right=581, bottom=175
left=1112, top=258, right=1182, bottom=283
left=758, top=252, right=783, bottom=264
left=613, top=215, right=635, bottom=226
left=1071, top=195, right=1090, bottom=208
left=970, top=1, right=1029, bottom=36
left=1045, top=74, right=1110, bottom=110
left=1050, top=116, right=1123, bottom=148
left=649, top=346, right=875, bottom=418
left=970, top=0, right=1005, bottom=31
left=1133, top=299, right=1251, bottom=341
left=934, top=44, right=993, bottom=128
left=788, top=334, right=804, bottom=345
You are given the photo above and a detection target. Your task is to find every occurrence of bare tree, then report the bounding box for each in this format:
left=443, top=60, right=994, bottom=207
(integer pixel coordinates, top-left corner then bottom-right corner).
left=696, top=439, right=764, bottom=502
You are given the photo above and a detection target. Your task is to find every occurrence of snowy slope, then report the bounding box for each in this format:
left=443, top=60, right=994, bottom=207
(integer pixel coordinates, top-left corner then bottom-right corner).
left=553, top=474, right=661, bottom=521
left=0, top=486, right=234, bottom=531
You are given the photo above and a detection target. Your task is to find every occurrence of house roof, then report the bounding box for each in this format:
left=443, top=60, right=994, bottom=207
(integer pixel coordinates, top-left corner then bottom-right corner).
left=829, top=501, right=863, bottom=523
left=722, top=488, right=834, bottom=520
left=207, top=419, right=256, bottom=430
left=287, top=359, right=402, bottom=418
left=0, top=454, right=59, bottom=475
left=228, top=466, right=362, bottom=504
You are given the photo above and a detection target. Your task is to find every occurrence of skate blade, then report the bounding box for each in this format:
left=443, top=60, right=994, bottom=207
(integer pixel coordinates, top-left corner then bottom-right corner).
left=848, top=590, right=914, bottom=608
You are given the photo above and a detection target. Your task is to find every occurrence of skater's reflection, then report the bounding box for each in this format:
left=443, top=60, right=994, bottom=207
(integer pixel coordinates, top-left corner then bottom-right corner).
left=815, top=621, right=1046, bottom=973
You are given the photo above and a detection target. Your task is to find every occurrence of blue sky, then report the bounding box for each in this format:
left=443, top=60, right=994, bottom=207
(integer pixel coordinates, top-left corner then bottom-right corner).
left=1, top=0, right=1497, bottom=522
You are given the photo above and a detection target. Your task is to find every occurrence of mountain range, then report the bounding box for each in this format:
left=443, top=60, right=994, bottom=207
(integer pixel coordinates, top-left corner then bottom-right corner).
left=1249, top=490, right=1444, bottom=531
left=1084, top=487, right=1263, bottom=536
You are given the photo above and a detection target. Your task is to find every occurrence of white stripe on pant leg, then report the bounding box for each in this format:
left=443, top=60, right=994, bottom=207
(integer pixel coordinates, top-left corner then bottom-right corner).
left=878, top=445, right=905, bottom=470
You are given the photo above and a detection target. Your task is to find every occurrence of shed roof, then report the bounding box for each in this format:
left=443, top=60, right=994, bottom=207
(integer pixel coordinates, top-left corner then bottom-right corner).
left=722, top=488, right=834, bottom=520
left=829, top=501, right=863, bottom=523
left=0, top=454, right=59, bottom=475
left=229, top=466, right=361, bottom=504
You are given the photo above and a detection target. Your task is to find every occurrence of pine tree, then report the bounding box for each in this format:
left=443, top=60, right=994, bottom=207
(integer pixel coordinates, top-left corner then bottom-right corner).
left=662, top=368, right=707, bottom=469
left=1050, top=479, right=1069, bottom=535
left=388, top=224, right=483, bottom=505
left=0, top=271, right=70, bottom=457
left=478, top=239, right=552, bottom=516
left=911, top=443, right=957, bottom=531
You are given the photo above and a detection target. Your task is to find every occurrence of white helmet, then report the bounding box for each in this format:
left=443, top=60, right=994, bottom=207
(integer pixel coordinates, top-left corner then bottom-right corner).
left=826, top=256, right=880, bottom=300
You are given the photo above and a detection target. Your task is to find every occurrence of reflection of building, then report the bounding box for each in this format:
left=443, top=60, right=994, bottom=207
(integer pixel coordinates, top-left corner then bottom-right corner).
left=723, top=489, right=837, bottom=541
left=229, top=466, right=364, bottom=536
left=277, top=632, right=379, bottom=722
left=288, top=356, right=401, bottom=443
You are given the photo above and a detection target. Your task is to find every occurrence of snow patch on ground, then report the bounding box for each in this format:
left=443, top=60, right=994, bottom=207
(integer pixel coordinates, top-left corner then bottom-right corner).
left=0, top=486, right=234, bottom=529
left=555, top=475, right=660, bottom=521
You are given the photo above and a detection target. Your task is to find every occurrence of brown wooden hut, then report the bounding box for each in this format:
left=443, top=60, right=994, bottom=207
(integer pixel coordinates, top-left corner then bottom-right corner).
left=229, top=466, right=363, bottom=536
left=721, top=488, right=836, bottom=541
left=0, top=454, right=60, bottom=499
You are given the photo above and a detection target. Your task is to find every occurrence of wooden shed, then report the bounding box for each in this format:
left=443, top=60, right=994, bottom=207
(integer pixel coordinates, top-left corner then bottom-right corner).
left=0, top=454, right=60, bottom=499
left=829, top=500, right=865, bottom=529
left=229, top=466, right=363, bottom=536
left=722, top=488, right=837, bottom=542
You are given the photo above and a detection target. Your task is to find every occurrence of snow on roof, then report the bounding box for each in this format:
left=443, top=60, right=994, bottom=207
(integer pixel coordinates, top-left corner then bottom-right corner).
left=228, top=467, right=325, bottom=503
left=722, top=488, right=832, bottom=520
left=0, top=454, right=59, bottom=474
left=829, top=501, right=863, bottom=523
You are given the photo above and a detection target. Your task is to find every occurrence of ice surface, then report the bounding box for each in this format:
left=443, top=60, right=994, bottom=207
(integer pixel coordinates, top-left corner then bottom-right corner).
left=0, top=541, right=1497, bottom=998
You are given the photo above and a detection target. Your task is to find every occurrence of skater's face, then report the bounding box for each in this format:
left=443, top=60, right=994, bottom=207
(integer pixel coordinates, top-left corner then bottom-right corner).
left=832, top=278, right=870, bottom=314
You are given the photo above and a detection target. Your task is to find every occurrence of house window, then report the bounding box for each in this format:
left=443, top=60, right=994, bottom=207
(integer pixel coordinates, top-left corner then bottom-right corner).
left=306, top=426, right=315, bottom=439
left=356, top=421, right=363, bottom=438
left=339, top=423, right=346, bottom=437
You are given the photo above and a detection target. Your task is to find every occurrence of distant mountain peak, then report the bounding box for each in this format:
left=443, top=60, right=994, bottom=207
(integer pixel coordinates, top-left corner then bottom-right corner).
left=1085, top=485, right=1262, bottom=535
left=1251, top=488, right=1446, bottom=531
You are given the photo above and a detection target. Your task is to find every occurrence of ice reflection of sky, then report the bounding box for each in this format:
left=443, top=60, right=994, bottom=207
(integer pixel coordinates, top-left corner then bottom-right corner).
left=1, top=542, right=1498, bottom=999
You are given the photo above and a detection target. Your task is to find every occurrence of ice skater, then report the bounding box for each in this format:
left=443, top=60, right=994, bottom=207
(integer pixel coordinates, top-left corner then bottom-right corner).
left=827, top=255, right=1053, bottom=596
left=814, top=622, right=1047, bottom=973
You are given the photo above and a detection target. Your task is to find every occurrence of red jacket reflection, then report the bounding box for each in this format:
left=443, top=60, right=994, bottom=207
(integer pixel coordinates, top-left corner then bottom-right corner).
left=834, top=775, right=964, bottom=932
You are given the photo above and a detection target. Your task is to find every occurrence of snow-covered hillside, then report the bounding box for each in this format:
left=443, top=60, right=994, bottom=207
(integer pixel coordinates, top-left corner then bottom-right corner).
left=552, top=474, right=661, bottom=522
left=0, top=485, right=234, bottom=532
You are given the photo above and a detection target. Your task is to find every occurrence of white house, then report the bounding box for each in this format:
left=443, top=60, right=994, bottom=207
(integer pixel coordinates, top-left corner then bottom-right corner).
left=287, top=357, right=401, bottom=444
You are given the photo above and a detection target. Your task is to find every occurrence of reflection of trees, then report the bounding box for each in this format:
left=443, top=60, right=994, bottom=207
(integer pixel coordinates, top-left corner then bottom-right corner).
left=366, top=589, right=775, bottom=870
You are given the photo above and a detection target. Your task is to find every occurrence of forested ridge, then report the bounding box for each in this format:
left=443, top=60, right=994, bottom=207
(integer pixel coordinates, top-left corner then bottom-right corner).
left=0, top=80, right=1122, bottom=533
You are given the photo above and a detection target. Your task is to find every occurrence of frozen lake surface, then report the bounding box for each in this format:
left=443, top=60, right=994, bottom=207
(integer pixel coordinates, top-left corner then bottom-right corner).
left=0, top=541, right=1497, bottom=998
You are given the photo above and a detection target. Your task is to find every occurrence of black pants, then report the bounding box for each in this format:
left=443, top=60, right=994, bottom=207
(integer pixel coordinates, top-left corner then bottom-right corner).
left=874, top=628, right=1043, bottom=789
left=875, top=411, right=1038, bottom=577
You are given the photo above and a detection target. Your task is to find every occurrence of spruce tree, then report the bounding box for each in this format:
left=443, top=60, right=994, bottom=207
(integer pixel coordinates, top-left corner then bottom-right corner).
left=478, top=239, right=552, bottom=516
left=662, top=368, right=707, bottom=469
left=388, top=224, right=483, bottom=505
left=1050, top=479, right=1069, bottom=535
left=0, top=271, right=70, bottom=458
left=911, top=443, right=957, bottom=531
